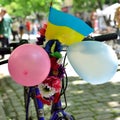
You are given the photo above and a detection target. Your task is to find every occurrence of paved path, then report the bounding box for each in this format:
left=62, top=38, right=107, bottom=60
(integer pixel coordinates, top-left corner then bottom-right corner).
left=0, top=54, right=120, bottom=120
left=0, top=75, right=120, bottom=120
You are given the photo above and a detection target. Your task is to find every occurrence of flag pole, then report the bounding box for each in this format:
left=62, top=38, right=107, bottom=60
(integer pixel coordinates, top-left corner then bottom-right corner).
left=50, top=0, right=53, bottom=7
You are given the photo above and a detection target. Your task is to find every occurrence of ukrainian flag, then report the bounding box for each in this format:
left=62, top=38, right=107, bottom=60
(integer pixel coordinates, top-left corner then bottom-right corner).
left=45, top=7, right=93, bottom=45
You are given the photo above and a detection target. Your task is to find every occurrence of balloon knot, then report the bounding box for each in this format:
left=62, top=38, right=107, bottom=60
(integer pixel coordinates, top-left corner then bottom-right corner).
left=23, top=71, right=28, bottom=75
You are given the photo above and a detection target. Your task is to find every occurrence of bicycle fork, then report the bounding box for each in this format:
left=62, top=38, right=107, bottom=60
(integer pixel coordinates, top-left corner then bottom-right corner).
left=25, top=86, right=45, bottom=120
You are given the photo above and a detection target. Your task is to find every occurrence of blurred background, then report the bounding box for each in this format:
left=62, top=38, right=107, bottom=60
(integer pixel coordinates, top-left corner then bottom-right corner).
left=0, top=0, right=120, bottom=34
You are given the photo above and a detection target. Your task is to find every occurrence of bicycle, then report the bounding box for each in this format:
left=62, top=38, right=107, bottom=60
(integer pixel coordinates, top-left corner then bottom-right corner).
left=23, top=39, right=76, bottom=120
left=0, top=32, right=118, bottom=120
left=0, top=38, right=75, bottom=120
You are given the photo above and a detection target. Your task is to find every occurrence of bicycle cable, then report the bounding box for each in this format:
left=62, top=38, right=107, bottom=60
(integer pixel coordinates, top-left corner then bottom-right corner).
left=60, top=52, right=68, bottom=110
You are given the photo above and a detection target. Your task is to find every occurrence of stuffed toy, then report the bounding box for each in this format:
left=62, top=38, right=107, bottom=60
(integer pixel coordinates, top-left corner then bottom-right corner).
left=36, top=76, right=61, bottom=105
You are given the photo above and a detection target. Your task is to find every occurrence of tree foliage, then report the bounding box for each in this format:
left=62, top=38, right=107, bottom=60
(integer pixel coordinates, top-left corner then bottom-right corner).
left=0, top=0, right=62, bottom=18
left=73, top=0, right=119, bottom=13
left=0, top=0, right=119, bottom=18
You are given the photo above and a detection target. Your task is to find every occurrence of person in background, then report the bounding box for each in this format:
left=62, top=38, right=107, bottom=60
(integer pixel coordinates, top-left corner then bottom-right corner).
left=0, top=7, right=12, bottom=46
left=25, top=20, right=32, bottom=40
left=75, top=12, right=81, bottom=19
left=0, top=7, right=12, bottom=59
left=12, top=18, right=19, bottom=41
left=31, top=20, right=38, bottom=35
left=0, top=8, right=3, bottom=37
left=90, top=11, right=99, bottom=33
left=114, top=6, right=120, bottom=40
left=19, top=20, right=24, bottom=40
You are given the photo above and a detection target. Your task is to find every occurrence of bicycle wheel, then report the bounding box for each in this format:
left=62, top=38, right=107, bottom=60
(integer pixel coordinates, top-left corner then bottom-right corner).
left=56, top=115, right=75, bottom=120
left=50, top=110, right=75, bottom=120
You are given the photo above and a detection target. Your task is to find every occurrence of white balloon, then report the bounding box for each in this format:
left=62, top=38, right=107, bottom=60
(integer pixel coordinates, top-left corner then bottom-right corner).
left=67, top=41, right=118, bottom=85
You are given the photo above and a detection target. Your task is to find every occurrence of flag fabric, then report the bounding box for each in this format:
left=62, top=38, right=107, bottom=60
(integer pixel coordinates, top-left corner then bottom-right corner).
left=45, top=7, right=93, bottom=45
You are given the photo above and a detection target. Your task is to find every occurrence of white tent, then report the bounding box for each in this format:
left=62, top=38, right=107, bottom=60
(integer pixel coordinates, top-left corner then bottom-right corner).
left=102, top=3, right=120, bottom=14
left=102, top=3, right=120, bottom=20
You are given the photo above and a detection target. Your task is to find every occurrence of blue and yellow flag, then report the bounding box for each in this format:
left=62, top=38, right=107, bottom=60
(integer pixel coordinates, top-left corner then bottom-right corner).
left=45, top=7, right=93, bottom=45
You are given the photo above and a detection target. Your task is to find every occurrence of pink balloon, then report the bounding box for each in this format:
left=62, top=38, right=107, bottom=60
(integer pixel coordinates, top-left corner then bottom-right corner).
left=8, top=44, right=51, bottom=86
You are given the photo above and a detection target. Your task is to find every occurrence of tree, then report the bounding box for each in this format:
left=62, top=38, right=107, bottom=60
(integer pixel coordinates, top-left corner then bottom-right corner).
left=73, top=0, right=120, bottom=12
left=0, top=0, right=62, bottom=18
left=0, top=0, right=119, bottom=19
left=72, top=0, right=119, bottom=25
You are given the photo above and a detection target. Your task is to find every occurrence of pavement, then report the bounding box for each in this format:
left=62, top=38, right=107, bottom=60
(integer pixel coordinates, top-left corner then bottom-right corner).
left=0, top=52, right=120, bottom=119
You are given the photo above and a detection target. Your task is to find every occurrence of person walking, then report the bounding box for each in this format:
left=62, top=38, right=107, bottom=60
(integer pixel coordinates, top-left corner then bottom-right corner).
left=0, top=7, right=12, bottom=46
left=19, top=20, right=24, bottom=40
left=25, top=20, right=32, bottom=40
left=12, top=19, right=19, bottom=41
left=90, top=11, right=99, bottom=33
left=0, top=7, right=12, bottom=59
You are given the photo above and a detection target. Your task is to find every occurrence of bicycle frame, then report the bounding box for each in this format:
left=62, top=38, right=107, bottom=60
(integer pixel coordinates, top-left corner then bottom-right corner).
left=50, top=101, right=74, bottom=120
left=24, top=86, right=74, bottom=120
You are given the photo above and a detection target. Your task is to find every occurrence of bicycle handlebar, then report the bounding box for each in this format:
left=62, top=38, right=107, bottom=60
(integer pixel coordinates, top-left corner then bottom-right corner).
left=0, top=33, right=118, bottom=65
left=0, top=47, right=11, bottom=55
left=84, top=32, right=117, bottom=41
left=0, top=39, right=29, bottom=55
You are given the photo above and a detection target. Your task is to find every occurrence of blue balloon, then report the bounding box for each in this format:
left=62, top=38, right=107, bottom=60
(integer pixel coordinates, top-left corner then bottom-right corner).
left=67, top=41, right=118, bottom=85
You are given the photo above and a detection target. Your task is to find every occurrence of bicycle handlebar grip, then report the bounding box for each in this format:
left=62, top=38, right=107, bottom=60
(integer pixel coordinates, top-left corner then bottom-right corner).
left=93, top=33, right=117, bottom=41
left=0, top=60, right=8, bottom=65
left=0, top=47, right=11, bottom=55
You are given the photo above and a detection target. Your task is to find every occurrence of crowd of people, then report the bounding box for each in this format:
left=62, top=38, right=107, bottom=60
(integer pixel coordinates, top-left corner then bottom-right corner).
left=17, top=19, right=40, bottom=40
left=1, top=5, right=120, bottom=59
left=0, top=7, right=42, bottom=42
left=0, top=6, right=117, bottom=46
left=0, top=7, right=43, bottom=59
left=11, top=18, right=41, bottom=41
left=0, top=7, right=12, bottom=59
left=75, top=9, right=120, bottom=35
